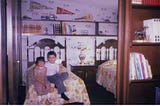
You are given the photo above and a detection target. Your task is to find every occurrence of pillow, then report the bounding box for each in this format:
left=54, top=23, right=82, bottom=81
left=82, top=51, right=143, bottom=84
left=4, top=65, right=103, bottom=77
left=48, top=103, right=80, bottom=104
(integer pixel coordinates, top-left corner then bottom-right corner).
left=103, top=60, right=117, bottom=66
left=55, top=59, right=63, bottom=64
left=55, top=59, right=67, bottom=72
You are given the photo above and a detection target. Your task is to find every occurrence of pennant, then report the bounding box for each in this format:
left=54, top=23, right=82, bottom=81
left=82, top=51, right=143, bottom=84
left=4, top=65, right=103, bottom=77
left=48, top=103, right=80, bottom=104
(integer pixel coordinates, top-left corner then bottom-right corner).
left=57, top=7, right=74, bottom=14
left=30, top=1, right=53, bottom=10
left=75, top=14, right=93, bottom=21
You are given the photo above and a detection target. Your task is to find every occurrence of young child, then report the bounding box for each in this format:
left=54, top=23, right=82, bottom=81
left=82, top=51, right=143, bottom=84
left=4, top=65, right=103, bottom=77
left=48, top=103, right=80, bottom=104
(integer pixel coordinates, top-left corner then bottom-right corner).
left=45, top=51, right=69, bottom=101
left=33, top=56, right=51, bottom=96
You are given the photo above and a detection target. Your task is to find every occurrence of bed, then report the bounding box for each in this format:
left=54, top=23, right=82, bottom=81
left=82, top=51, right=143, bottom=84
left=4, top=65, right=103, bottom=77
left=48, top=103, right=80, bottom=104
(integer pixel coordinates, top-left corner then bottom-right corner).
left=23, top=38, right=90, bottom=105
left=95, top=39, right=117, bottom=97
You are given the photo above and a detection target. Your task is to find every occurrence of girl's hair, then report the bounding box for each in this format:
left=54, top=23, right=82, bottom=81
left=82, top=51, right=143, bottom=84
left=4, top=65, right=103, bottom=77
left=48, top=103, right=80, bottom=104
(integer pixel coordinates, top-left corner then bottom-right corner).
left=47, top=51, right=57, bottom=58
left=35, top=57, right=45, bottom=64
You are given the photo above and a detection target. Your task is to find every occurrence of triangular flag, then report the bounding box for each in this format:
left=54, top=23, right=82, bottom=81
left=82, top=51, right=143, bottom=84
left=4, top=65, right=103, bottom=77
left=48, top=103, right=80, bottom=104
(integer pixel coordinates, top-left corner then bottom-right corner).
left=57, top=7, right=74, bottom=14
left=75, top=14, right=93, bottom=21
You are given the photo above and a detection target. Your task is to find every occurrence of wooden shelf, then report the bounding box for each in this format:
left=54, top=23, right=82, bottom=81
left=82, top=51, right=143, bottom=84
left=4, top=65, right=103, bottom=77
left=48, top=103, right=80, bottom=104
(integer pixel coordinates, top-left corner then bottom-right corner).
left=129, top=78, right=160, bottom=83
left=132, top=4, right=160, bottom=10
left=22, top=19, right=118, bottom=24
left=22, top=33, right=118, bottom=37
left=132, top=41, right=160, bottom=46
left=125, top=1, right=160, bottom=104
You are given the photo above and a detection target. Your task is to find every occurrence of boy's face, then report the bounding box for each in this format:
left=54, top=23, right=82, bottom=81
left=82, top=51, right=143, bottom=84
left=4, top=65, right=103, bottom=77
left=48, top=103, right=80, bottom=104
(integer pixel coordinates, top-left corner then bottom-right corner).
left=48, top=55, right=56, bottom=63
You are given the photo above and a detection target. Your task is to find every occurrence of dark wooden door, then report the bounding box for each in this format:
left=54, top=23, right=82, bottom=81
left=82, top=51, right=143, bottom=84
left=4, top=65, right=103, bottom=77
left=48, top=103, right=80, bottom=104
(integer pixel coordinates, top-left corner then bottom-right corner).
left=0, top=0, right=8, bottom=104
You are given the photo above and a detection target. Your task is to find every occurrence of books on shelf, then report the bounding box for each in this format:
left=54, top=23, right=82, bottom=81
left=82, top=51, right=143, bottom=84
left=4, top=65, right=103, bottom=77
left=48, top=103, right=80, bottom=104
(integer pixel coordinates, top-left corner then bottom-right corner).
left=142, top=0, right=160, bottom=5
left=132, top=0, right=142, bottom=4
left=143, top=18, right=160, bottom=42
left=22, top=23, right=42, bottom=34
left=129, top=52, right=152, bottom=80
left=53, top=23, right=62, bottom=34
left=155, top=87, right=160, bottom=104
left=22, top=21, right=54, bottom=34
left=132, top=0, right=160, bottom=5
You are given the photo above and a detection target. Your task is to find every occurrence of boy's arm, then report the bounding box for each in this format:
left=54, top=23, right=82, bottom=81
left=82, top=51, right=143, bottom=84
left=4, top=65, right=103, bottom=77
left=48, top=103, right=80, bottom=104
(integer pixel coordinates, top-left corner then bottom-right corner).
left=58, top=63, right=67, bottom=74
left=58, top=63, right=63, bottom=74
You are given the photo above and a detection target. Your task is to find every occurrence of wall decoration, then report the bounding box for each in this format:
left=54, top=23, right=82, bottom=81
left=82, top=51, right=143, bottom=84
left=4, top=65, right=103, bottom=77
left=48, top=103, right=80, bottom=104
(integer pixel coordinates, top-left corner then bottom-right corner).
left=66, top=36, right=95, bottom=67
left=30, top=1, right=54, bottom=10
left=99, top=23, right=118, bottom=35
left=62, top=22, right=95, bottom=35
left=74, top=13, right=93, bottom=21
left=56, top=7, right=75, bottom=14
left=21, top=0, right=118, bottom=22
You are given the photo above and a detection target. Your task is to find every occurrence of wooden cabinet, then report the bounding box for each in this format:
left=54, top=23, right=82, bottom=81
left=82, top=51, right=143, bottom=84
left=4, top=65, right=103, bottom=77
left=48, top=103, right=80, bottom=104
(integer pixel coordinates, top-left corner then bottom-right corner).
left=70, top=64, right=97, bottom=85
left=125, top=1, right=160, bottom=104
left=128, top=79, right=160, bottom=104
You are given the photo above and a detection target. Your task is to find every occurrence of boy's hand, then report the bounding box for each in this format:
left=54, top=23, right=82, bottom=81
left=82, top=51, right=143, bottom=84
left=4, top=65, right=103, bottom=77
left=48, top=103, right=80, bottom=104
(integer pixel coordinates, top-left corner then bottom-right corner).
left=58, top=63, right=63, bottom=74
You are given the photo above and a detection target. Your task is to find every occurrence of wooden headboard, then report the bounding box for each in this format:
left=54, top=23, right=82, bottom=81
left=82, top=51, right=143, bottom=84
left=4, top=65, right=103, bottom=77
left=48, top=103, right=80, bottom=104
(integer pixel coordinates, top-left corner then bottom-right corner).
left=27, top=38, right=66, bottom=67
left=95, top=39, right=117, bottom=66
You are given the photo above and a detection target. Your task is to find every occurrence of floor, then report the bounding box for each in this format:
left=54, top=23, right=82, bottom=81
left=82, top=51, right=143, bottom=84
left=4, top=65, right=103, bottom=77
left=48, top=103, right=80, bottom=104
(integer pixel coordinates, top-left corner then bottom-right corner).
left=86, top=82, right=116, bottom=105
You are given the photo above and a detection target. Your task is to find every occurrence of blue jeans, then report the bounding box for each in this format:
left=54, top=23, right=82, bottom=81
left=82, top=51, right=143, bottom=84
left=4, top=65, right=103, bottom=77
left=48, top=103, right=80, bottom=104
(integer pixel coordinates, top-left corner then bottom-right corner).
left=47, top=72, right=68, bottom=94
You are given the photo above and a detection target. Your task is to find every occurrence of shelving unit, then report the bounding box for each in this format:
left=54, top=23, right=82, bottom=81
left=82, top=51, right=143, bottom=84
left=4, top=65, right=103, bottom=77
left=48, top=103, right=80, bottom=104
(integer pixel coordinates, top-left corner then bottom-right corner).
left=21, top=19, right=118, bottom=36
left=126, top=1, right=160, bottom=104
left=130, top=79, right=160, bottom=83
left=132, top=42, right=160, bottom=46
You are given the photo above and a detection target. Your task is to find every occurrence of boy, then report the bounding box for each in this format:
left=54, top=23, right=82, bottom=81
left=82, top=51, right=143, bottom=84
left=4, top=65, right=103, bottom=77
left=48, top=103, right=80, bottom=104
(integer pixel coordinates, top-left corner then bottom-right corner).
left=45, top=51, right=69, bottom=100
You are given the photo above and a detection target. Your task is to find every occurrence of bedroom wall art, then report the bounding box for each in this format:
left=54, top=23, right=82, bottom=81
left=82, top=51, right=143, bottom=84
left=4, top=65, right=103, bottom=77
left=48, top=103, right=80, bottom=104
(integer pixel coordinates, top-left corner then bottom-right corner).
left=21, top=0, right=118, bottom=80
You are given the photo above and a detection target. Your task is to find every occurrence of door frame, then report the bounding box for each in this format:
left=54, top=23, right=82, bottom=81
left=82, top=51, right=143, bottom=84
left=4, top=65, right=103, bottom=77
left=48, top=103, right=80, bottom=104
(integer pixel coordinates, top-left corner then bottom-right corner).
left=6, top=0, right=128, bottom=104
left=7, top=0, right=21, bottom=104
left=117, top=0, right=129, bottom=104
left=0, top=0, right=8, bottom=104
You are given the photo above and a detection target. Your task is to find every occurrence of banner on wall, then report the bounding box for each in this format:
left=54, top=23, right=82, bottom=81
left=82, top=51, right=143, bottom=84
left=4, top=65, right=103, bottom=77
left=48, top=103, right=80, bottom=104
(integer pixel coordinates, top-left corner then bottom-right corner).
left=57, top=7, right=75, bottom=14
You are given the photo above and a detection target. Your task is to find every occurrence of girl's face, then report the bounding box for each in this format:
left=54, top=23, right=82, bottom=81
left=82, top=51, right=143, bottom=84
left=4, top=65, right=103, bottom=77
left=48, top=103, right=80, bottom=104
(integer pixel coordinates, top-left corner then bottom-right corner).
left=37, top=61, right=45, bottom=67
left=48, top=55, right=56, bottom=64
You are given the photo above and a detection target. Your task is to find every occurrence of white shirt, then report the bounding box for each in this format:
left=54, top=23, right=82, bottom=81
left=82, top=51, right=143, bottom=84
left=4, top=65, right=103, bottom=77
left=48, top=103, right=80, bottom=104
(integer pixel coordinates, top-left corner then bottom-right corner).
left=45, top=61, right=59, bottom=76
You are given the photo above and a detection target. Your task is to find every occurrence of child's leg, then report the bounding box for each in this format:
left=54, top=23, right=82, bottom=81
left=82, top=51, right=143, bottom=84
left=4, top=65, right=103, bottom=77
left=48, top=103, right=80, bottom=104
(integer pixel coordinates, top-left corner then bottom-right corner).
left=47, top=73, right=69, bottom=100
left=47, top=74, right=66, bottom=94
left=60, top=72, right=68, bottom=81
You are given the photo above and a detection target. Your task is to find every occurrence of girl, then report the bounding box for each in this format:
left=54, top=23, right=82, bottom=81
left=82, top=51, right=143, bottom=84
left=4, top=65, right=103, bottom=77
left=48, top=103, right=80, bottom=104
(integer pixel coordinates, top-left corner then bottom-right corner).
left=33, top=57, right=51, bottom=96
